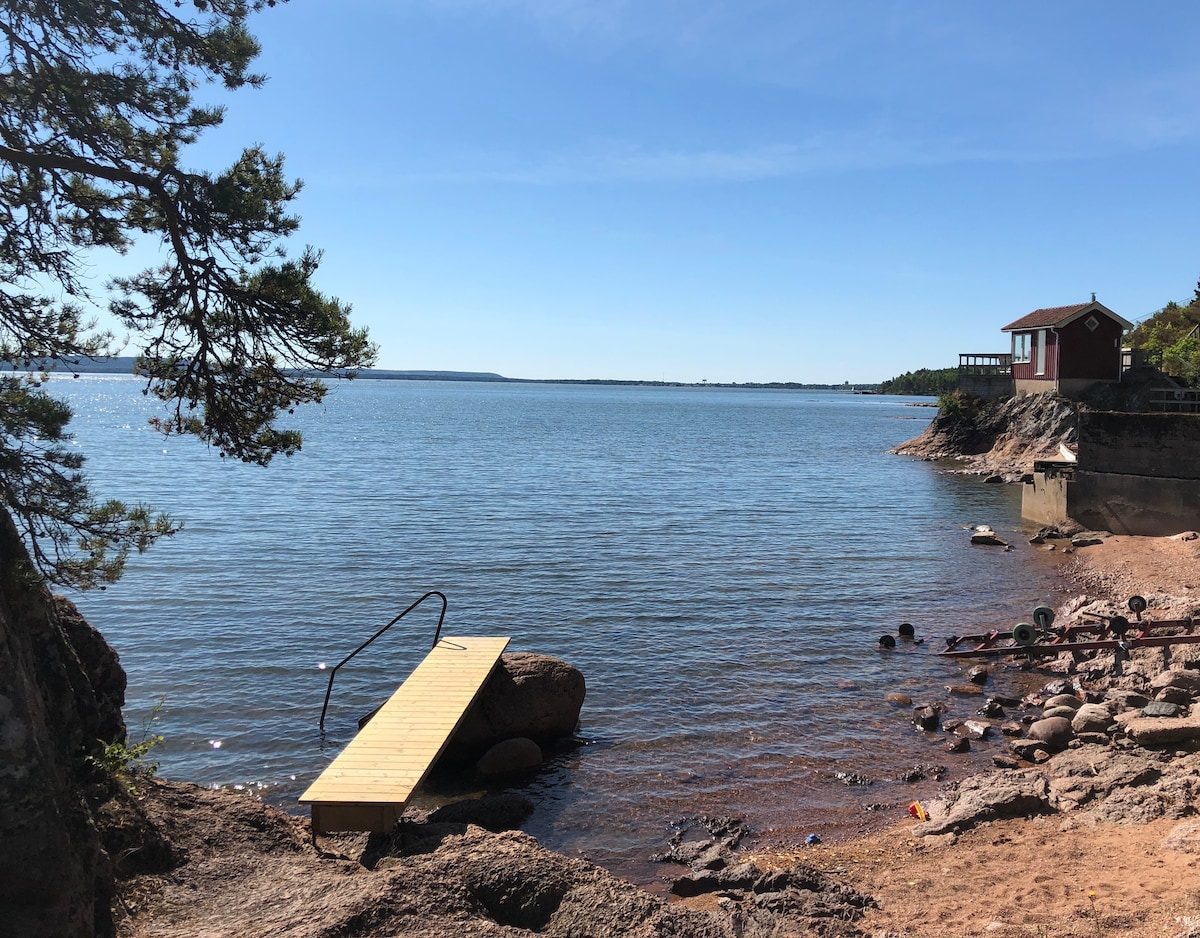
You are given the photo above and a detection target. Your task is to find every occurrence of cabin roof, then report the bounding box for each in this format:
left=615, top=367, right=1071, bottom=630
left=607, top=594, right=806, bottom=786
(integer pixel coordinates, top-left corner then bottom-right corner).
left=1001, top=301, right=1134, bottom=333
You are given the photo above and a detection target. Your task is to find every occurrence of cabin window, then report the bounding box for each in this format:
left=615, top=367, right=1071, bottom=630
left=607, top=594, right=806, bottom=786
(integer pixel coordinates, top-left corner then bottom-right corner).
left=1013, top=333, right=1031, bottom=363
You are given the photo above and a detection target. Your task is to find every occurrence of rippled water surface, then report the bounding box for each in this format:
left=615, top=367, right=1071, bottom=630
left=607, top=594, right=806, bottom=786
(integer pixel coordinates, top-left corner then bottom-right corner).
left=64, top=377, right=1068, bottom=883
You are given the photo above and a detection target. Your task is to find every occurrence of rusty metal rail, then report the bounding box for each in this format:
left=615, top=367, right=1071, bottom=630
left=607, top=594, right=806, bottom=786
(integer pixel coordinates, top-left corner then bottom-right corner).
left=940, top=594, right=1199, bottom=659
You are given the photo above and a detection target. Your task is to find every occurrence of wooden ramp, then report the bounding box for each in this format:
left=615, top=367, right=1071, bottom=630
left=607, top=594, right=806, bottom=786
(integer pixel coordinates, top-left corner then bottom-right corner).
left=300, top=635, right=510, bottom=834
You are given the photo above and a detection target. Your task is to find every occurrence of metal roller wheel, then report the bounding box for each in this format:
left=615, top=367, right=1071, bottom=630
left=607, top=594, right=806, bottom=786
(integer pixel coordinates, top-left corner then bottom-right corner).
left=1108, top=615, right=1130, bottom=637
left=1128, top=595, right=1148, bottom=614
left=1012, top=622, right=1037, bottom=647
left=1032, top=605, right=1056, bottom=630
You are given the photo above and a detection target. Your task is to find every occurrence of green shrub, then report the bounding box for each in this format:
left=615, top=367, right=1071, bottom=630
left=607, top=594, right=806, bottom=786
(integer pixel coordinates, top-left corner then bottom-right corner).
left=936, top=390, right=981, bottom=419
left=88, top=698, right=165, bottom=792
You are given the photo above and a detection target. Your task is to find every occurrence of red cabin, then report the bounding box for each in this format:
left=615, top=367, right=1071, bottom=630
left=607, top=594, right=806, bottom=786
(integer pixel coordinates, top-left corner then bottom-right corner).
left=1001, top=297, right=1132, bottom=398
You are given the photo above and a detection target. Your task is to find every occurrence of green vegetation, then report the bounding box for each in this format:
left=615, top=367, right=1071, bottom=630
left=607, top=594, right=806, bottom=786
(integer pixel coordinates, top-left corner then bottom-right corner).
left=0, top=1, right=376, bottom=588
left=1126, top=296, right=1200, bottom=386
left=878, top=367, right=958, bottom=396
left=935, top=389, right=983, bottom=419
left=87, top=698, right=165, bottom=792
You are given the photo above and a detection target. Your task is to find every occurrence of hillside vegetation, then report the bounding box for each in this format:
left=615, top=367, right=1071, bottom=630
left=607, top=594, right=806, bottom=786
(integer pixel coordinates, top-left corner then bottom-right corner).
left=1126, top=291, right=1200, bottom=386
left=878, top=366, right=957, bottom=396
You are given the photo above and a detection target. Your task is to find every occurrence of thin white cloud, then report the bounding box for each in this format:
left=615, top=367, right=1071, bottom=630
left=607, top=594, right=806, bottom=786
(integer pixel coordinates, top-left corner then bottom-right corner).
left=367, top=128, right=1116, bottom=187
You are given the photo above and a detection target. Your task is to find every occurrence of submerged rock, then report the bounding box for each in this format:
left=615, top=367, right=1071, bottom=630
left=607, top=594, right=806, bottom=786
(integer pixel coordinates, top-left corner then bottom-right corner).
left=477, top=737, right=543, bottom=777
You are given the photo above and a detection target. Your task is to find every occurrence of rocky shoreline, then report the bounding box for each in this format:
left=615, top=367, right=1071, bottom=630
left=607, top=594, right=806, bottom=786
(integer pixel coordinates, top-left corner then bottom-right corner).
left=91, top=532, right=1198, bottom=938
left=11, top=389, right=1198, bottom=937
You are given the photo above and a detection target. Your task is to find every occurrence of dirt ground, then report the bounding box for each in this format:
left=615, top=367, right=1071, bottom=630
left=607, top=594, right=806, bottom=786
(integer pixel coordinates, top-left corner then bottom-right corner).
left=1063, top=533, right=1200, bottom=617
left=753, top=815, right=1200, bottom=938
left=744, top=533, right=1200, bottom=938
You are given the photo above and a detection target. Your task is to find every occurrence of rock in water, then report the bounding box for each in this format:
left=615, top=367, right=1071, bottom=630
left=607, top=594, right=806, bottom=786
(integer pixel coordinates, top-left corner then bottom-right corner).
left=970, top=527, right=1008, bottom=546
left=477, top=738, right=543, bottom=777
left=442, top=652, right=585, bottom=764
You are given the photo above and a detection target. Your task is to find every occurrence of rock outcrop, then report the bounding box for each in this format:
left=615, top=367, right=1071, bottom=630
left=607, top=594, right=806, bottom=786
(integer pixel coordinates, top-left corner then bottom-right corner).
left=892, top=390, right=1079, bottom=481
left=0, top=510, right=128, bottom=938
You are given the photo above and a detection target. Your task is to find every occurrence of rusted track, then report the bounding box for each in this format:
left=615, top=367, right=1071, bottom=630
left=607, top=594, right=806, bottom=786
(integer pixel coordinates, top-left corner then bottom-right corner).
left=940, top=616, right=1197, bottom=659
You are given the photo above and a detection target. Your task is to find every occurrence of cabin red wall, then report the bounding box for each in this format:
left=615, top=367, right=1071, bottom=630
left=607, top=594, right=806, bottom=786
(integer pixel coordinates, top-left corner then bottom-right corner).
left=1008, top=312, right=1124, bottom=384
left=1058, top=316, right=1124, bottom=379
left=1010, top=329, right=1059, bottom=382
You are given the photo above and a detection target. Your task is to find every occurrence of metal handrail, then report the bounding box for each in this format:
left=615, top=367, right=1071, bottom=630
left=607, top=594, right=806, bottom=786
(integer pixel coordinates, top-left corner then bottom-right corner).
left=317, top=590, right=448, bottom=731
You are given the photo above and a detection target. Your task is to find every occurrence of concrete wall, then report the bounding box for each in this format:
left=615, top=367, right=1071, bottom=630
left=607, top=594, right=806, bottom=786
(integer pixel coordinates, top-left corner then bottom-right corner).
left=1012, top=377, right=1119, bottom=399
left=1022, top=466, right=1070, bottom=526
left=1020, top=412, right=1200, bottom=534
left=958, top=373, right=1013, bottom=400
left=1077, top=412, right=1200, bottom=479
left=1070, top=470, right=1200, bottom=537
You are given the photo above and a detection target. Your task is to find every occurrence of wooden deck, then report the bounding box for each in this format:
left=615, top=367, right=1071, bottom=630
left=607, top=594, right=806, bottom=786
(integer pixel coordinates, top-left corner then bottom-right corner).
left=300, top=635, right=510, bottom=833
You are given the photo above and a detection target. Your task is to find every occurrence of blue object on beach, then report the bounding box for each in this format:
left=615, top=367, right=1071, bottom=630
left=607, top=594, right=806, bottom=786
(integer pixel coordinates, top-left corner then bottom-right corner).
left=805, top=833, right=821, bottom=845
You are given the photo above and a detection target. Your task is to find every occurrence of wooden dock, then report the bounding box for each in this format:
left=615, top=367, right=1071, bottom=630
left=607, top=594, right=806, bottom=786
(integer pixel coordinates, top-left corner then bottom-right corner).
left=300, top=635, right=510, bottom=834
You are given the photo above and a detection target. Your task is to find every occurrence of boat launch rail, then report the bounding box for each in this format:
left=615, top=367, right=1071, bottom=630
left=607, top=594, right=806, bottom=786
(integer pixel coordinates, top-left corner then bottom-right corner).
left=300, top=635, right=510, bottom=834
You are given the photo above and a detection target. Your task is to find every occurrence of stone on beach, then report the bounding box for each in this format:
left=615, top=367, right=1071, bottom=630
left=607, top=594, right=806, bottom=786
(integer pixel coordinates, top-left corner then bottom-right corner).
left=1124, top=711, right=1200, bottom=746
left=1150, top=668, right=1200, bottom=695
left=1070, top=703, right=1115, bottom=735
left=912, top=771, right=1053, bottom=836
left=1026, top=716, right=1075, bottom=751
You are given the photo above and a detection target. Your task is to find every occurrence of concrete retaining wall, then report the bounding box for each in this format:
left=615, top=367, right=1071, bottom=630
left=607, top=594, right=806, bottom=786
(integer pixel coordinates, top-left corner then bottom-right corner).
left=1020, top=412, right=1200, bottom=535
left=1077, top=412, right=1200, bottom=478
left=1070, top=470, right=1200, bottom=537
left=1022, top=466, right=1070, bottom=526
left=957, top=374, right=1013, bottom=400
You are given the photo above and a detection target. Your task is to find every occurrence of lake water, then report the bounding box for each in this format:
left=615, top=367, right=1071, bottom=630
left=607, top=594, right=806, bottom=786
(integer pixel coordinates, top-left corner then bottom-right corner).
left=61, top=376, right=1069, bottom=884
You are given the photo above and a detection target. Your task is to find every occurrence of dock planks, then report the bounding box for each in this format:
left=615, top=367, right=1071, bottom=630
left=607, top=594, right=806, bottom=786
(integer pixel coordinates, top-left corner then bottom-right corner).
left=300, top=635, right=510, bottom=833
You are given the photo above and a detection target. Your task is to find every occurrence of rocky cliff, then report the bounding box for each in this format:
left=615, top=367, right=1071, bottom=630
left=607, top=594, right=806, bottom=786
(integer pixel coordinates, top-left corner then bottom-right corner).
left=0, top=510, right=128, bottom=937
left=891, top=390, right=1079, bottom=481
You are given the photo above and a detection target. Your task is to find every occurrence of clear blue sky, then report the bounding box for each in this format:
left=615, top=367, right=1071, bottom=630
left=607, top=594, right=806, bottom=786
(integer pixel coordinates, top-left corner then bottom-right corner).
left=171, top=1, right=1200, bottom=383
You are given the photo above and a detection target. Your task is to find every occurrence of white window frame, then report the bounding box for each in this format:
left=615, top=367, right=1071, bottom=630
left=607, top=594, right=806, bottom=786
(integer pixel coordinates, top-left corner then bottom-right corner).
left=1036, top=329, right=1046, bottom=376
left=1012, top=332, right=1031, bottom=363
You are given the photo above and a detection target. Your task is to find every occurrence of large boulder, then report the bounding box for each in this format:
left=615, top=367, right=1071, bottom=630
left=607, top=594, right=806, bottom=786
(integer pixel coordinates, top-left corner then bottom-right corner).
left=443, top=653, right=585, bottom=763
left=0, top=510, right=128, bottom=938
left=1027, top=716, right=1075, bottom=751
left=912, top=770, right=1054, bottom=836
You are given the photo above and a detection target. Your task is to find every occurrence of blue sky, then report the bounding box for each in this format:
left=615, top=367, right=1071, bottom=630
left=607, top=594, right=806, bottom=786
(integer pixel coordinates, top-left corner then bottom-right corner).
left=165, top=1, right=1200, bottom=383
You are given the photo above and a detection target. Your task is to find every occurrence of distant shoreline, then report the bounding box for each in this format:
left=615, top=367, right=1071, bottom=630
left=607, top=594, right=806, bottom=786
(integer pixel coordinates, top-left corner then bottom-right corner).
left=15, top=356, right=882, bottom=392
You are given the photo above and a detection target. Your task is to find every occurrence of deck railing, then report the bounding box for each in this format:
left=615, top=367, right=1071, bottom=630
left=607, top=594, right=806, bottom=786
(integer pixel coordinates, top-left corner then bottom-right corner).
left=958, top=353, right=1012, bottom=376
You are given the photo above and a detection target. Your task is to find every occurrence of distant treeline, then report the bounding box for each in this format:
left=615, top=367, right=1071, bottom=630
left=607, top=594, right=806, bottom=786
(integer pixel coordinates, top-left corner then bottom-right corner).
left=12, top=358, right=883, bottom=390
left=877, top=367, right=957, bottom=396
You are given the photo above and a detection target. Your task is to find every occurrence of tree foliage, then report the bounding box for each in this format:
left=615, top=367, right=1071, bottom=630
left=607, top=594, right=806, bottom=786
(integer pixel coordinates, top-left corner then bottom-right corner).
left=1126, top=298, right=1200, bottom=385
left=878, top=367, right=957, bottom=396
left=0, top=0, right=376, bottom=587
